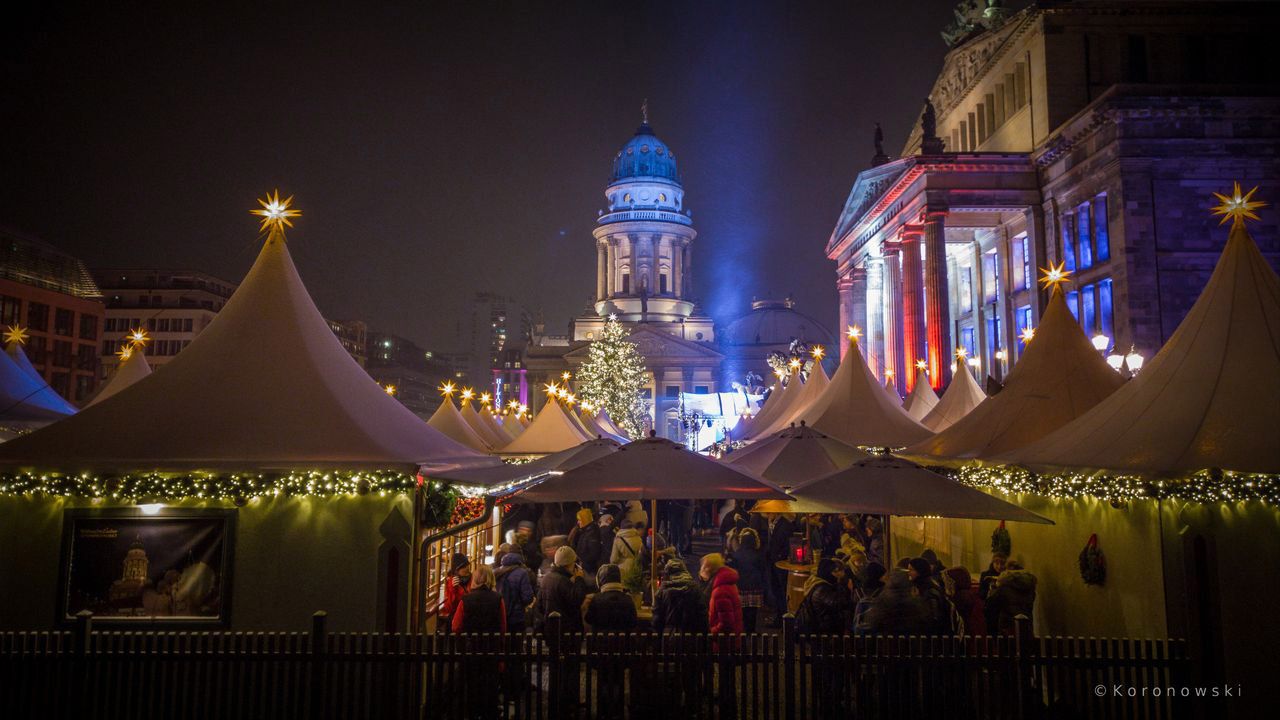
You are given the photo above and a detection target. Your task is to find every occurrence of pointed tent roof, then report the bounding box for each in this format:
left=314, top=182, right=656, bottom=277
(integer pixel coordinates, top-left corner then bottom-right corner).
left=429, top=398, right=493, bottom=453
left=581, top=411, right=628, bottom=444
left=741, top=370, right=801, bottom=439
left=487, top=408, right=520, bottom=441
left=1001, top=218, right=1280, bottom=475
left=564, top=402, right=595, bottom=437
left=883, top=375, right=900, bottom=400
left=806, top=338, right=931, bottom=447
left=902, top=368, right=940, bottom=421
left=921, top=365, right=986, bottom=432
left=430, top=437, right=623, bottom=488
left=903, top=286, right=1124, bottom=462
left=87, top=348, right=152, bottom=408
left=0, top=226, right=485, bottom=472
left=776, top=362, right=831, bottom=431
left=461, top=399, right=509, bottom=449
left=2, top=342, right=78, bottom=418
left=500, top=398, right=594, bottom=455
left=594, top=408, right=628, bottom=439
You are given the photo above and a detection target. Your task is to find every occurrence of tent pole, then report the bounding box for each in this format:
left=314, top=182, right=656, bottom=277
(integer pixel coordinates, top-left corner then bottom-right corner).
left=650, top=497, right=658, bottom=606
left=409, top=482, right=423, bottom=634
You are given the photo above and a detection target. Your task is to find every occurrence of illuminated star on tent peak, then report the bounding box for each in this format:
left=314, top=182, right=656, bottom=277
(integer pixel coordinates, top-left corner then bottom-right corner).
left=1211, top=182, right=1265, bottom=226
left=251, top=190, right=301, bottom=234
left=1038, top=261, right=1071, bottom=291
left=3, top=325, right=28, bottom=346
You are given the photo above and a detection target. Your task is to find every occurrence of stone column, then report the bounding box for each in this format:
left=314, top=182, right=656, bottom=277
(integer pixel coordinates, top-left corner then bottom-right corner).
left=923, top=207, right=952, bottom=388
left=597, top=242, right=607, bottom=301
left=866, top=257, right=885, bottom=377
left=881, top=243, right=905, bottom=397
left=673, top=239, right=683, bottom=297
left=683, top=245, right=694, bottom=298
left=900, top=226, right=926, bottom=393
left=605, top=239, right=617, bottom=296
left=836, top=272, right=854, bottom=360
left=848, top=267, right=867, bottom=359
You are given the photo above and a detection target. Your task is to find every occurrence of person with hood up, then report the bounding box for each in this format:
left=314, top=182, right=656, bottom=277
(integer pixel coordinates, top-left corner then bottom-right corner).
left=700, top=553, right=743, bottom=635
left=727, top=528, right=767, bottom=632
left=610, top=519, right=644, bottom=575
left=860, top=569, right=928, bottom=635
left=908, top=557, right=951, bottom=635
left=495, top=552, right=535, bottom=633
left=514, top=520, right=541, bottom=571
left=440, top=552, right=471, bottom=633
left=943, top=566, right=986, bottom=637
left=583, top=564, right=637, bottom=632
left=651, top=559, right=708, bottom=634
left=796, top=558, right=853, bottom=635
left=986, top=562, right=1037, bottom=635
left=568, top=507, right=603, bottom=574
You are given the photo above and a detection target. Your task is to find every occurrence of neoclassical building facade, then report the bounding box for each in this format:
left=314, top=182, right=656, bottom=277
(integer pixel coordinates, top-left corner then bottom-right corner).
left=829, top=1, right=1279, bottom=397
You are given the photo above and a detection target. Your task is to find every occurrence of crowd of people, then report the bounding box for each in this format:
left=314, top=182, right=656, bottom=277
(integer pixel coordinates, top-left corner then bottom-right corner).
left=439, top=501, right=1039, bottom=642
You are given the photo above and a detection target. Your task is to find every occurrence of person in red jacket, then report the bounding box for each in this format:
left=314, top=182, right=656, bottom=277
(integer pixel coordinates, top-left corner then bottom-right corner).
left=440, top=552, right=471, bottom=633
left=700, top=553, right=743, bottom=634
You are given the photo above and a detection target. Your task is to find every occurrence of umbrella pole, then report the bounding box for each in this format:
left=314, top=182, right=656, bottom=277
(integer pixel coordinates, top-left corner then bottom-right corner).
left=650, top=497, right=658, bottom=606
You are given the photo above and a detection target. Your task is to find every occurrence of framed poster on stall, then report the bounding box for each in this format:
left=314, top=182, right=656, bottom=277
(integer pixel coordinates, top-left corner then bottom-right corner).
left=56, top=507, right=236, bottom=626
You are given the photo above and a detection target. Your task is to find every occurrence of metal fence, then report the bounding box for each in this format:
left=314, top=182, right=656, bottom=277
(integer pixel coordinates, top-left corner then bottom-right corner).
left=1, top=611, right=1190, bottom=720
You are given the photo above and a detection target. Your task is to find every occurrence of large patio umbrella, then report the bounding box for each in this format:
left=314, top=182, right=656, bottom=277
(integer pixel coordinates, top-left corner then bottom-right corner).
left=509, top=435, right=791, bottom=598
left=788, top=455, right=1051, bottom=524
left=429, top=437, right=622, bottom=489
left=722, top=422, right=867, bottom=487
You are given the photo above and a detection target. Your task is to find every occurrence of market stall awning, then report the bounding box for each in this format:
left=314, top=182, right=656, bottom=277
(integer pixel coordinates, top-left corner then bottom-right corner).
left=788, top=455, right=1051, bottom=523
left=499, top=398, right=594, bottom=455
left=1000, top=211, right=1280, bottom=475
left=509, top=436, right=792, bottom=501
left=722, top=423, right=867, bottom=487
left=0, top=218, right=488, bottom=473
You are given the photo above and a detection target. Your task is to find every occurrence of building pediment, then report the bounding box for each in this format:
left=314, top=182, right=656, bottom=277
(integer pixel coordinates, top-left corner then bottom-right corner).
left=563, top=324, right=723, bottom=363
left=827, top=160, right=913, bottom=255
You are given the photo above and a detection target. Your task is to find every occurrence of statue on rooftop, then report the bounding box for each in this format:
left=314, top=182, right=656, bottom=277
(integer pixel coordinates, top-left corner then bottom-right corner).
left=871, top=122, right=891, bottom=166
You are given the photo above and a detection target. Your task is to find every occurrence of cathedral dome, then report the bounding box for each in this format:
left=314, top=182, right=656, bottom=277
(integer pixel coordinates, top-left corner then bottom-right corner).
left=611, top=122, right=680, bottom=184
left=720, top=298, right=833, bottom=347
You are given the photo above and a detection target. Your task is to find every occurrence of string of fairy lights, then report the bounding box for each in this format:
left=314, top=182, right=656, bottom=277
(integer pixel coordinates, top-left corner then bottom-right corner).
left=0, top=470, right=423, bottom=504
left=949, top=465, right=1280, bottom=504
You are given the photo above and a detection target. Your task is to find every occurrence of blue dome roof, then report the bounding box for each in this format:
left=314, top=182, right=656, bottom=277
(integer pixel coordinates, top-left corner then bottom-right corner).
left=611, top=123, right=680, bottom=184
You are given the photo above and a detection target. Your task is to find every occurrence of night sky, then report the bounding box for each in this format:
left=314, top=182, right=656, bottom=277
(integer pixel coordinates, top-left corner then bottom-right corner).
left=2, top=1, right=998, bottom=350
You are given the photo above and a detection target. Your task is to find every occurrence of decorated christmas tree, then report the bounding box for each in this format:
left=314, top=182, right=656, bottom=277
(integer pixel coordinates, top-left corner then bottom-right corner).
left=577, top=315, right=649, bottom=438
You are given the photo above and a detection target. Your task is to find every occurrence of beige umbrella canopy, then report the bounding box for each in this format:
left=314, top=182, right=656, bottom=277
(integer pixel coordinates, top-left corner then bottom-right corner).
left=429, top=437, right=622, bottom=489
left=88, top=346, right=153, bottom=408
left=902, top=367, right=939, bottom=421
left=499, top=398, right=593, bottom=455
left=903, top=282, right=1123, bottom=463
left=788, top=455, right=1051, bottom=523
left=511, top=436, right=791, bottom=502
left=1001, top=214, right=1280, bottom=475
left=428, top=396, right=493, bottom=453
left=722, top=422, right=867, bottom=487
left=806, top=336, right=932, bottom=448
left=921, top=364, right=986, bottom=432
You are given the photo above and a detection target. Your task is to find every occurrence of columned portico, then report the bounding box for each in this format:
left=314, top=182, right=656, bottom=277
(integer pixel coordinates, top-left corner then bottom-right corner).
left=923, top=206, right=952, bottom=386
left=880, top=242, right=905, bottom=396
left=899, top=225, right=926, bottom=392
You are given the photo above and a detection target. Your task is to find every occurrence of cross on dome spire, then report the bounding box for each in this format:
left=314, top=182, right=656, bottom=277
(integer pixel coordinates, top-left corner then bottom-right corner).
left=641, top=98, right=649, bottom=125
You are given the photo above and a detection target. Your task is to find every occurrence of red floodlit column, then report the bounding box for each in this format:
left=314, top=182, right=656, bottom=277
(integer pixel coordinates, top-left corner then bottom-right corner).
left=836, top=267, right=867, bottom=362
left=880, top=243, right=905, bottom=396
left=923, top=208, right=952, bottom=389
left=899, top=225, right=926, bottom=393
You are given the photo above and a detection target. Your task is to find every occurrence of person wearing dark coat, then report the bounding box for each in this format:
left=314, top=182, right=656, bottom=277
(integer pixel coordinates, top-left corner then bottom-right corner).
left=598, top=513, right=617, bottom=555
left=750, top=513, right=795, bottom=621
left=978, top=552, right=1008, bottom=630
left=985, top=565, right=1037, bottom=635
left=452, top=566, right=507, bottom=634
left=852, top=562, right=887, bottom=631
left=908, top=557, right=951, bottom=635
left=495, top=552, right=535, bottom=633
left=651, top=559, right=708, bottom=634
left=943, top=566, right=986, bottom=636
left=796, top=558, right=853, bottom=635
left=568, top=507, right=604, bottom=574
left=536, top=546, right=588, bottom=633
left=728, top=528, right=767, bottom=632
left=583, top=565, right=637, bottom=632
left=860, top=570, right=929, bottom=635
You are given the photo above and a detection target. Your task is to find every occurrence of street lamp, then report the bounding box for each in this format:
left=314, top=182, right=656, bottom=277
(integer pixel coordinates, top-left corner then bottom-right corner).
left=1106, top=354, right=1125, bottom=371
left=1125, top=347, right=1145, bottom=374
left=1091, top=333, right=1110, bottom=352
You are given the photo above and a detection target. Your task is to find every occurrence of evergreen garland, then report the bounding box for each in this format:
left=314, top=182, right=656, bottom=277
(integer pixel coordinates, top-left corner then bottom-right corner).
left=577, top=316, right=649, bottom=438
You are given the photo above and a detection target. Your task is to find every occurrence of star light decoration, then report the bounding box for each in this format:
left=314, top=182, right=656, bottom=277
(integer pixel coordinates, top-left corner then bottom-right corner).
left=846, top=325, right=862, bottom=342
left=128, top=328, right=150, bottom=348
left=1020, top=326, right=1036, bottom=344
left=251, top=190, right=301, bottom=234
left=1038, top=261, right=1071, bottom=292
left=383, top=384, right=397, bottom=396
left=439, top=381, right=456, bottom=397
left=915, top=360, right=928, bottom=371
left=116, top=345, right=134, bottom=361
left=4, top=325, right=28, bottom=346
left=1210, top=182, right=1265, bottom=226
left=810, top=345, right=825, bottom=361
left=460, top=387, right=475, bottom=403
left=479, top=392, right=492, bottom=406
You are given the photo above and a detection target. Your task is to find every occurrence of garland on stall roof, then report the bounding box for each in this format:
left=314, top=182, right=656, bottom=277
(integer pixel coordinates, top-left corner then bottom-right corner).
left=0, top=470, right=459, bottom=507
left=948, top=465, right=1280, bottom=504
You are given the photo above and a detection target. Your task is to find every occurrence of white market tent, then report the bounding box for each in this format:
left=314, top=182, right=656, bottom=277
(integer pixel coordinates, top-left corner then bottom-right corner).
left=740, top=369, right=801, bottom=439
left=804, top=338, right=932, bottom=448
left=773, top=362, right=831, bottom=432
left=0, top=225, right=486, bottom=472
left=920, top=364, right=986, bottom=432
left=903, top=285, right=1124, bottom=463
left=594, top=408, right=630, bottom=439
left=428, top=397, right=493, bottom=453
left=581, top=410, right=628, bottom=443
left=902, top=367, right=940, bottom=421
left=87, top=347, right=152, bottom=408
left=488, top=409, right=521, bottom=441
left=883, top=375, right=899, bottom=400
left=1000, top=218, right=1280, bottom=475
left=499, top=398, right=593, bottom=455
left=461, top=399, right=510, bottom=449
